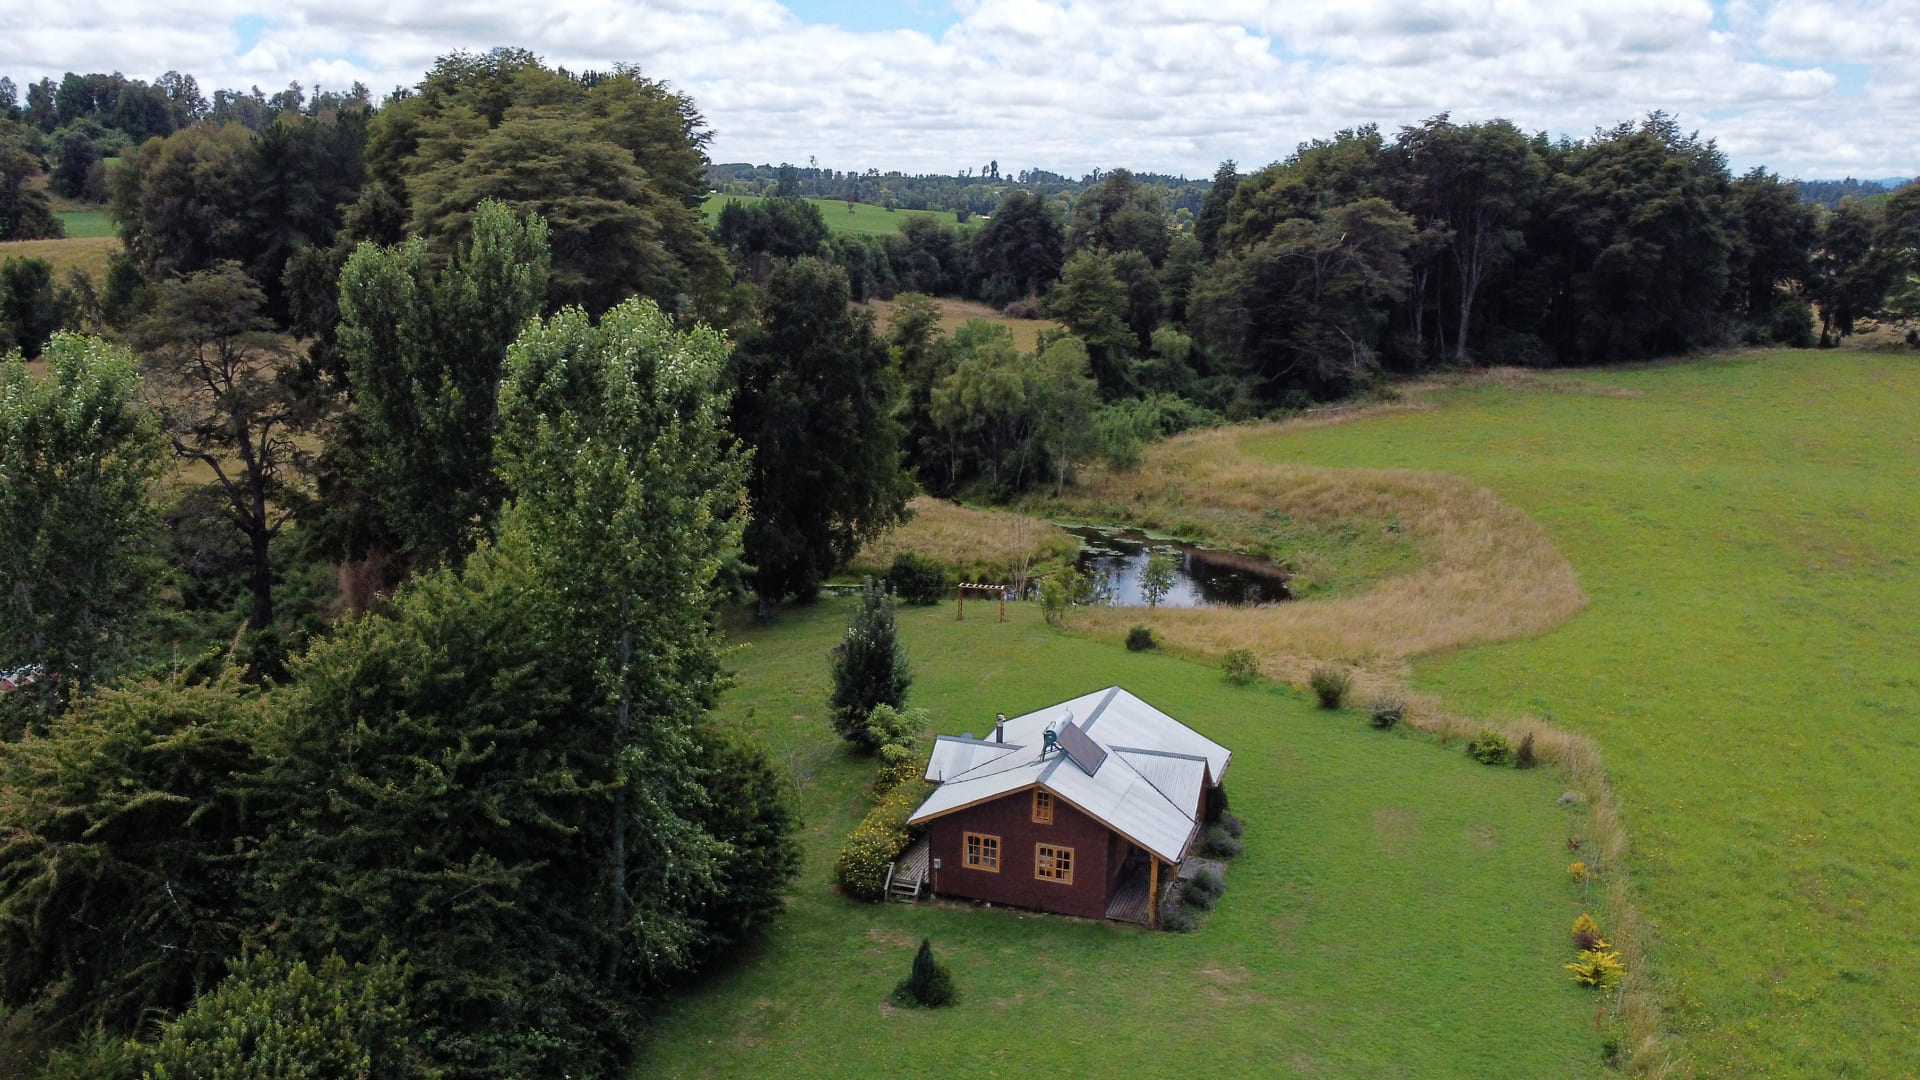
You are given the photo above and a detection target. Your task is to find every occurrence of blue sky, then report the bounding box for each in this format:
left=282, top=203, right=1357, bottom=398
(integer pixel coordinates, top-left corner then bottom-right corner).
left=5, top=0, right=1915, bottom=179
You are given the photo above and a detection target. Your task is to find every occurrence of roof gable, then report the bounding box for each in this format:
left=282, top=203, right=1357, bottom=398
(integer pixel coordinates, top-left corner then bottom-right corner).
left=907, top=686, right=1228, bottom=864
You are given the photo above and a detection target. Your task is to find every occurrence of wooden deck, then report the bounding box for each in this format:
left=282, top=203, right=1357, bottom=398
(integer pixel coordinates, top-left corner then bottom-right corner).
left=1105, top=867, right=1154, bottom=924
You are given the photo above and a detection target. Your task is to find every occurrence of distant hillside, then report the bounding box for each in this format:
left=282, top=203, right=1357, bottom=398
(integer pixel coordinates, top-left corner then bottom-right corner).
left=1797, top=176, right=1913, bottom=207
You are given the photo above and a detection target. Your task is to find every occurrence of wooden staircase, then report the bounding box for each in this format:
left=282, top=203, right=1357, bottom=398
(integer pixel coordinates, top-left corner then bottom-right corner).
left=886, top=834, right=931, bottom=903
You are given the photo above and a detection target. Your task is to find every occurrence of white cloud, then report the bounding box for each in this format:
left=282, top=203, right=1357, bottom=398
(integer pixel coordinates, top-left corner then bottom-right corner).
left=0, top=0, right=1912, bottom=179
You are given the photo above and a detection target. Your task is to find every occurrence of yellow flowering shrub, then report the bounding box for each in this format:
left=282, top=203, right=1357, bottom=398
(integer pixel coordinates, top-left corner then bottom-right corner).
left=1568, top=859, right=1589, bottom=884
left=835, top=764, right=930, bottom=900
left=1571, top=913, right=1607, bottom=950
left=1565, top=948, right=1625, bottom=989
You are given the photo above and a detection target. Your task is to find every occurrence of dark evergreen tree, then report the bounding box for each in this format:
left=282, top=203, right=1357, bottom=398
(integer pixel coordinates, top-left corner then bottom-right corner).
left=829, top=580, right=911, bottom=750
left=893, top=938, right=956, bottom=1008
left=732, top=257, right=911, bottom=609
left=1195, top=160, right=1239, bottom=259
left=969, top=188, right=1064, bottom=304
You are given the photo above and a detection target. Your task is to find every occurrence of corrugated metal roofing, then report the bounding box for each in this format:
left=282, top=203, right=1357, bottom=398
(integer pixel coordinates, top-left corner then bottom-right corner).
left=907, top=687, right=1227, bottom=864
left=924, top=735, right=1023, bottom=782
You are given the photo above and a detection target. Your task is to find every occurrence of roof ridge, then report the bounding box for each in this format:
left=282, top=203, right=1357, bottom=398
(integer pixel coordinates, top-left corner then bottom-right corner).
left=1110, top=745, right=1210, bottom=762
left=1108, top=753, right=1199, bottom=831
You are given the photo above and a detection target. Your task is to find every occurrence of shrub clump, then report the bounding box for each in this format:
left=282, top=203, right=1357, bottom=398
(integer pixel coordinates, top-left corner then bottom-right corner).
left=1568, top=859, right=1590, bottom=884
left=1571, top=913, right=1608, bottom=951
left=886, top=552, right=952, bottom=605
left=835, top=772, right=928, bottom=900
left=1221, top=649, right=1258, bottom=686
left=892, top=939, right=956, bottom=1008
left=1199, top=824, right=1243, bottom=859
left=1125, top=625, right=1158, bottom=651
left=1184, top=868, right=1226, bottom=911
left=1515, top=731, right=1538, bottom=769
left=1565, top=947, right=1625, bottom=990
left=1369, top=699, right=1404, bottom=729
left=1219, top=810, right=1244, bottom=839
left=1467, top=729, right=1513, bottom=765
left=1308, top=664, right=1351, bottom=709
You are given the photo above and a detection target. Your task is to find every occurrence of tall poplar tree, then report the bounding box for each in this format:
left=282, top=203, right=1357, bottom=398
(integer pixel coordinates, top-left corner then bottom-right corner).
left=1, top=335, right=165, bottom=718
left=322, top=199, right=549, bottom=571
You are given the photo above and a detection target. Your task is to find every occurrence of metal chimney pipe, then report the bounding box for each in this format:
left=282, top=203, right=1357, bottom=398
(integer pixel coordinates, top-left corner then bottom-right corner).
left=994, top=713, right=1007, bottom=742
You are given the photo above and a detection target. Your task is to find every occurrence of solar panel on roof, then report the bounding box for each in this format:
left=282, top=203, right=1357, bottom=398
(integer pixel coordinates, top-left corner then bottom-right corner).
left=1055, top=720, right=1108, bottom=776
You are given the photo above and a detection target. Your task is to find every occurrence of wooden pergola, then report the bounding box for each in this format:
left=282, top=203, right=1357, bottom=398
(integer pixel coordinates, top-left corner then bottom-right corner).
left=955, top=582, right=1007, bottom=622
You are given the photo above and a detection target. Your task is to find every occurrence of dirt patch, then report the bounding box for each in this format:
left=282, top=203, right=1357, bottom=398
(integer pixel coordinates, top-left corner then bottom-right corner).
left=1372, top=807, right=1419, bottom=857
left=866, top=927, right=918, bottom=948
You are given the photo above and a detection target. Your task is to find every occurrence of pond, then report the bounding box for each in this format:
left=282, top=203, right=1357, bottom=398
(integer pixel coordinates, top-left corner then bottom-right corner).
left=1067, top=526, right=1292, bottom=608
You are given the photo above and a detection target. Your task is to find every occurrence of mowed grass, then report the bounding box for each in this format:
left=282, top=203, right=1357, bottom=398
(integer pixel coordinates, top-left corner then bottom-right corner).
left=53, top=208, right=116, bottom=238
left=1245, top=352, right=1920, bottom=1077
left=701, top=194, right=975, bottom=237
left=637, top=599, right=1609, bottom=1079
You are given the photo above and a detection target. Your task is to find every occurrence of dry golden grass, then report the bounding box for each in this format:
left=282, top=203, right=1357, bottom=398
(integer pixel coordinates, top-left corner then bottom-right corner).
left=853, top=497, right=1078, bottom=587
left=1062, top=422, right=1587, bottom=672
left=0, top=236, right=118, bottom=284
left=865, top=296, right=1060, bottom=352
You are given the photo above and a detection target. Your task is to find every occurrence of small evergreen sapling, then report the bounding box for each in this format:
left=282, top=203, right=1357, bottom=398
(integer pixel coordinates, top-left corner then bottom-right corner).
left=893, top=938, right=956, bottom=1008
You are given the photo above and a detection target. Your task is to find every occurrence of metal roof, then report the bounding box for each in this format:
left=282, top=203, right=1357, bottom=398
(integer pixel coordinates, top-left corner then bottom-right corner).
left=924, top=734, right=1023, bottom=782
left=907, top=687, right=1228, bottom=864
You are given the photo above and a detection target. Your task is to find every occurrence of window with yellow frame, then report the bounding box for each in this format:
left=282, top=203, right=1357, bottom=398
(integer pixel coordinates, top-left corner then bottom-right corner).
left=963, top=831, right=1000, bottom=871
left=1035, top=843, right=1073, bottom=884
left=1032, top=789, right=1054, bottom=824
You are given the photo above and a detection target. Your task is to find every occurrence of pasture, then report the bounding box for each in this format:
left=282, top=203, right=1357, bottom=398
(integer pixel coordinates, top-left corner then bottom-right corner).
left=636, top=600, right=1610, bottom=1079
left=0, top=236, right=118, bottom=284
left=868, top=294, right=1059, bottom=352
left=1249, top=352, right=1920, bottom=1076
left=701, top=194, right=973, bottom=237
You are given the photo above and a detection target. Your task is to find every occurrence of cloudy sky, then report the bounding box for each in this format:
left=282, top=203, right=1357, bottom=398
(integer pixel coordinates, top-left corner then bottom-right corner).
left=4, top=0, right=1914, bottom=180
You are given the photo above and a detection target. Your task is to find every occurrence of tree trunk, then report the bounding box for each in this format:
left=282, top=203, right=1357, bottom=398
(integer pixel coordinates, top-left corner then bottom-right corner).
left=248, top=524, right=274, bottom=630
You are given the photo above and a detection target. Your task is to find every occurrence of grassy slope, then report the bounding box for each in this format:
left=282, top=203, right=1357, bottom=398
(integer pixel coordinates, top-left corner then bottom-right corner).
left=52, top=208, right=115, bottom=238
left=0, top=236, right=117, bottom=283
left=701, top=194, right=974, bottom=237
left=638, top=600, right=1607, bottom=1079
left=1248, top=352, right=1920, bottom=1077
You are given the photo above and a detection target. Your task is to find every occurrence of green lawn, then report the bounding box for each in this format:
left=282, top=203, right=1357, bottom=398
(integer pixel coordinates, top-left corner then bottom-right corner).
left=54, top=208, right=115, bottom=238
left=1248, top=352, right=1920, bottom=1077
left=701, top=194, right=975, bottom=237
left=638, top=600, right=1608, bottom=1079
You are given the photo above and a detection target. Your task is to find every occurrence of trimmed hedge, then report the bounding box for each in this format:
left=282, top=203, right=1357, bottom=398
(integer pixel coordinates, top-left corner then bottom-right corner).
left=836, top=764, right=930, bottom=900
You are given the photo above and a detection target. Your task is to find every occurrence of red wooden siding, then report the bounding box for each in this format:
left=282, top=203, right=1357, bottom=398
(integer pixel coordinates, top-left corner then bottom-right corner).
left=926, top=786, right=1113, bottom=920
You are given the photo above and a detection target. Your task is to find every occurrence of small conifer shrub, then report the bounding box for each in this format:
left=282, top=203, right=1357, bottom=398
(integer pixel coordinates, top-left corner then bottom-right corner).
left=1126, top=625, right=1157, bottom=651
left=1467, top=729, right=1513, bottom=765
left=892, top=939, right=956, bottom=1008
left=1515, top=731, right=1538, bottom=768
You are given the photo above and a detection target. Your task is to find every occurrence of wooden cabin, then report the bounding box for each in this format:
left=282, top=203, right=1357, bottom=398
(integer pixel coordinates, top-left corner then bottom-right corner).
left=906, top=687, right=1231, bottom=925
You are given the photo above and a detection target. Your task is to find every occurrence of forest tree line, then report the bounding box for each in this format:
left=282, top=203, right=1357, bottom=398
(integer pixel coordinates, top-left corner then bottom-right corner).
left=2, top=45, right=1919, bottom=1078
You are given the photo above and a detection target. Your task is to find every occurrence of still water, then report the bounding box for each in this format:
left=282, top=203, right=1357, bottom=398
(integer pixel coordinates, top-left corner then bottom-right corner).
left=1068, top=526, right=1292, bottom=608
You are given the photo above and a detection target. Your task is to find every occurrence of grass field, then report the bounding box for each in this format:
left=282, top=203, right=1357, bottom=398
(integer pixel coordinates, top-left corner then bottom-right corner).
left=0, top=235, right=118, bottom=283
left=867, top=294, right=1060, bottom=352
left=637, top=600, right=1611, bottom=1079
left=1244, top=352, right=1920, bottom=1077
left=701, top=194, right=975, bottom=237
left=53, top=208, right=116, bottom=238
